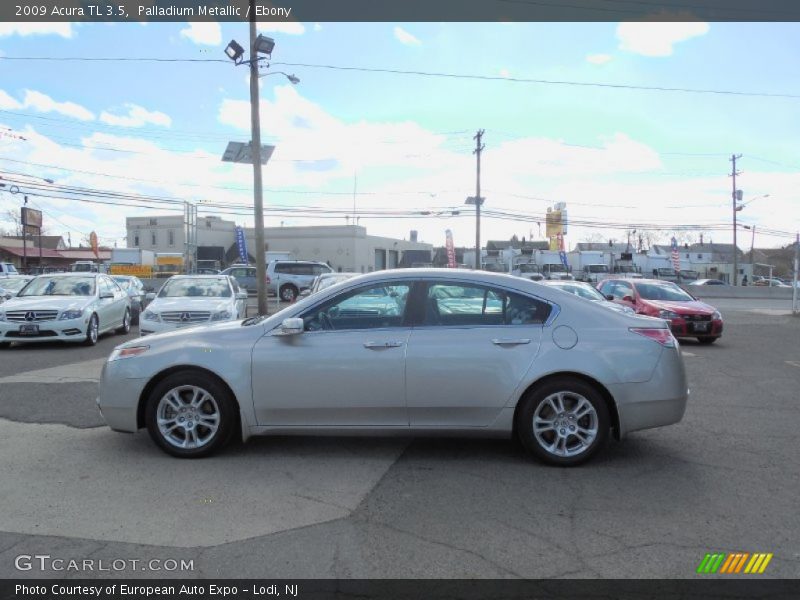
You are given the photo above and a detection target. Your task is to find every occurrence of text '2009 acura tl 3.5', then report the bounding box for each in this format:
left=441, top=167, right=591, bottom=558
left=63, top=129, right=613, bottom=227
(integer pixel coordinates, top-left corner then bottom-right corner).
left=97, top=269, right=689, bottom=466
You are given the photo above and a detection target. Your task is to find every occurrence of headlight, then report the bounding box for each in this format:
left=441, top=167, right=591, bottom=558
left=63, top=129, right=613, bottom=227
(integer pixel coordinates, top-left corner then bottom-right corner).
left=142, top=310, right=160, bottom=322
left=108, top=345, right=149, bottom=361
left=211, top=310, right=232, bottom=321
left=658, top=310, right=681, bottom=320
left=712, top=311, right=722, bottom=320
left=59, top=309, right=84, bottom=320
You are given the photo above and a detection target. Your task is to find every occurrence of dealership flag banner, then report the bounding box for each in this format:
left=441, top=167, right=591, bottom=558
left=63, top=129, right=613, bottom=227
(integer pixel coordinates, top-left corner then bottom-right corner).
left=671, top=236, right=681, bottom=272
left=90, top=231, right=98, bottom=258
left=235, top=226, right=248, bottom=264
left=445, top=229, right=456, bottom=268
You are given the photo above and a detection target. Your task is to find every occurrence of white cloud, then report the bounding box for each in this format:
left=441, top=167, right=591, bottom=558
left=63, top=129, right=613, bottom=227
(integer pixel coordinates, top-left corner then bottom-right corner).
left=0, top=89, right=22, bottom=110
left=586, top=53, right=613, bottom=65
left=394, top=26, right=421, bottom=46
left=314, top=23, right=322, bottom=32
left=22, top=90, right=94, bottom=121
left=499, top=68, right=511, bottom=78
left=257, top=22, right=306, bottom=35
left=99, top=104, right=172, bottom=128
left=179, top=22, right=222, bottom=46
left=617, top=21, right=709, bottom=57
left=0, top=22, right=74, bottom=38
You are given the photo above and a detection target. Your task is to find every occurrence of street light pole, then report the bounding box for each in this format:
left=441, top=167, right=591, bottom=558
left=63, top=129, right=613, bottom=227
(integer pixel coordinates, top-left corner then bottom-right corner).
left=730, top=154, right=741, bottom=286
left=473, top=129, right=484, bottom=270
left=249, top=0, right=268, bottom=316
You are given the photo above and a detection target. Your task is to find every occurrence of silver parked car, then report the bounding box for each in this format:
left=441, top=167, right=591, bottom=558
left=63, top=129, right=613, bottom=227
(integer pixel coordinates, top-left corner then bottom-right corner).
left=97, top=269, right=688, bottom=466
left=0, top=273, right=131, bottom=346
left=539, top=280, right=636, bottom=314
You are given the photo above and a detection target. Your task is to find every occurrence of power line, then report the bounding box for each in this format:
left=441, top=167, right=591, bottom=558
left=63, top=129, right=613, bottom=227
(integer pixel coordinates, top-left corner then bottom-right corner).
left=3, top=56, right=800, bottom=99
left=270, top=62, right=800, bottom=99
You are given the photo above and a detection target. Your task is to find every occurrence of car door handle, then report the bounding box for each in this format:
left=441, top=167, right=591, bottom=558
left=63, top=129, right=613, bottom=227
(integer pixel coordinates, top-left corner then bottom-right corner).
left=363, top=341, right=404, bottom=349
left=492, top=338, right=531, bottom=346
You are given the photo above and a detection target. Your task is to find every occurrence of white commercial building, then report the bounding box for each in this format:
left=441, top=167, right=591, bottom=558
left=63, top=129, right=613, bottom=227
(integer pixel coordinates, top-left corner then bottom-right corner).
left=126, top=215, right=431, bottom=272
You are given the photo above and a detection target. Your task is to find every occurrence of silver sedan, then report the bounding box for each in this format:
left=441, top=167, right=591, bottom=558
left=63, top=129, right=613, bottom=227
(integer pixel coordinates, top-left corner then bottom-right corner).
left=97, top=269, right=688, bottom=466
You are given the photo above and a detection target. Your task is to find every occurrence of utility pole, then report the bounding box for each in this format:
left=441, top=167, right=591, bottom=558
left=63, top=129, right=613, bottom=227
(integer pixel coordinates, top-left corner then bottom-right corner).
left=730, top=154, right=742, bottom=286
left=249, top=0, right=268, bottom=315
left=793, top=232, right=799, bottom=314
left=474, top=129, right=485, bottom=270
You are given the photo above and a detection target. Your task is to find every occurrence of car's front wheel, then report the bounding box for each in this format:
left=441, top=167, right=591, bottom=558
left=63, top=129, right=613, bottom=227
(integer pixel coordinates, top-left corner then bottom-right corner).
left=83, top=314, right=99, bottom=346
left=145, top=370, right=237, bottom=458
left=517, top=377, right=610, bottom=466
left=116, top=309, right=131, bottom=335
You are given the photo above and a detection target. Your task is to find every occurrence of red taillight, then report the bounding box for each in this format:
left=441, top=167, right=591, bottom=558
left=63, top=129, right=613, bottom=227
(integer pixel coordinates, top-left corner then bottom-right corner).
left=629, top=327, right=676, bottom=347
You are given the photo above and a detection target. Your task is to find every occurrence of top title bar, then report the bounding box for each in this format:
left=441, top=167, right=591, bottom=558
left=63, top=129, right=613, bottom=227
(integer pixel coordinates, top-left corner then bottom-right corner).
left=4, top=1, right=800, bottom=23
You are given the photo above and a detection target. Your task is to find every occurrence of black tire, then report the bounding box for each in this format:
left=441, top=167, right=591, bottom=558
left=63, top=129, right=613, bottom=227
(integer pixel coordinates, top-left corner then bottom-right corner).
left=516, top=377, right=610, bottom=467
left=0, top=342, right=9, bottom=349
left=280, top=284, right=298, bottom=302
left=145, top=370, right=237, bottom=458
left=131, top=308, right=140, bottom=326
left=116, top=309, right=131, bottom=335
left=698, top=337, right=718, bottom=345
left=83, top=314, right=99, bottom=346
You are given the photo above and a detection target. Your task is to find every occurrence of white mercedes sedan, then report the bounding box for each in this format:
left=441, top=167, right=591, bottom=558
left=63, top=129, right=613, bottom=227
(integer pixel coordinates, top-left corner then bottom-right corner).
left=98, top=269, right=689, bottom=466
left=0, top=273, right=131, bottom=346
left=139, top=275, right=248, bottom=336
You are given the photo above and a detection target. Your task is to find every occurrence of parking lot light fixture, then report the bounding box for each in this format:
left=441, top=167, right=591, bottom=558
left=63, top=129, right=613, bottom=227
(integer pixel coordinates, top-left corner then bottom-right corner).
left=224, top=40, right=245, bottom=64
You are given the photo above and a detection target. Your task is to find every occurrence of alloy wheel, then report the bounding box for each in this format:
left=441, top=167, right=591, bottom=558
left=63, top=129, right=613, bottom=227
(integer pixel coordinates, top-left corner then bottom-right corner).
left=156, top=385, right=221, bottom=450
left=532, top=391, right=599, bottom=458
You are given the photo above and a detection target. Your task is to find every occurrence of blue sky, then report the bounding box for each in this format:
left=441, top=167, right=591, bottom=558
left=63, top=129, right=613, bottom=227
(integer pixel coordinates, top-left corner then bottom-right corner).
left=0, top=20, right=798, bottom=250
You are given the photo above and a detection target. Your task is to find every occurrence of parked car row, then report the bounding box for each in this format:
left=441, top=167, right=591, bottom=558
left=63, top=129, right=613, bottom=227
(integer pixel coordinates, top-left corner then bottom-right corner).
left=220, top=260, right=333, bottom=302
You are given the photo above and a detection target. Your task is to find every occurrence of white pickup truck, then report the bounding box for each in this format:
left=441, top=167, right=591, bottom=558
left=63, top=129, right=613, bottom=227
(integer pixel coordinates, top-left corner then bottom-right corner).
left=0, top=262, right=20, bottom=277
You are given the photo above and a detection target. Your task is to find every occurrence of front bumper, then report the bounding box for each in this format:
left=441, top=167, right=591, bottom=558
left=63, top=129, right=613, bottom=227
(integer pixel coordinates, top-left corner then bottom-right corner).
left=0, top=315, right=88, bottom=343
left=139, top=319, right=208, bottom=336
left=96, top=359, right=148, bottom=433
left=668, top=318, right=723, bottom=338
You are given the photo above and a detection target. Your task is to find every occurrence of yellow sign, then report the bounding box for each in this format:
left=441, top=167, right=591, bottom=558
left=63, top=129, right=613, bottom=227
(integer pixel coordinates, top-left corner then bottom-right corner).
left=156, top=255, right=183, bottom=266
left=545, top=209, right=562, bottom=239
left=110, top=264, right=153, bottom=278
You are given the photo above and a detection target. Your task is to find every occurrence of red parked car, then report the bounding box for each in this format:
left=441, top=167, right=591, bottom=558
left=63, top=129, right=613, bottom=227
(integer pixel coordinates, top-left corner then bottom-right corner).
left=598, top=278, right=723, bottom=344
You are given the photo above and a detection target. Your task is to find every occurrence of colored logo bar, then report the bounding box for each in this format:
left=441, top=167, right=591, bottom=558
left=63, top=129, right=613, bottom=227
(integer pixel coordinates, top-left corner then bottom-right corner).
left=697, top=552, right=773, bottom=574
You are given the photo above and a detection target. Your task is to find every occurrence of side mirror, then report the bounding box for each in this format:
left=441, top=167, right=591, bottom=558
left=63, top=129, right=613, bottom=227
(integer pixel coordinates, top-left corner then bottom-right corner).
left=145, top=292, right=156, bottom=301
left=622, top=295, right=635, bottom=304
left=236, top=292, right=248, bottom=300
left=277, top=317, right=304, bottom=336
left=605, top=294, right=614, bottom=301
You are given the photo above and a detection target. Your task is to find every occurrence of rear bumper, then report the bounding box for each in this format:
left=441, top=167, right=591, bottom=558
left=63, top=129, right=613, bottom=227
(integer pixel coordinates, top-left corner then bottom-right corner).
left=609, top=346, right=689, bottom=437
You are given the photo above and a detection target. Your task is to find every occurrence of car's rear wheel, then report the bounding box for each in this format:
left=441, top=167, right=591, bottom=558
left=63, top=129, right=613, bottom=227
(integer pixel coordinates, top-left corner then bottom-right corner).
left=116, top=309, right=131, bottom=335
left=517, top=377, right=610, bottom=466
left=145, top=370, right=236, bottom=458
left=280, top=284, right=298, bottom=302
left=83, top=314, right=99, bottom=346
left=698, top=337, right=718, bottom=344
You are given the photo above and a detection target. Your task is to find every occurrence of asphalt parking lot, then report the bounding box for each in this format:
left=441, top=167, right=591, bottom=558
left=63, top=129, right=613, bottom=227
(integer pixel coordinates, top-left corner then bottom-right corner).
left=0, top=299, right=798, bottom=579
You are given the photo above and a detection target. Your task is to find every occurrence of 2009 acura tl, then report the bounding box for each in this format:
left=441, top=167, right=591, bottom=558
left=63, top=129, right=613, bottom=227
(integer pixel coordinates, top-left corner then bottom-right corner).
left=97, top=269, right=689, bottom=466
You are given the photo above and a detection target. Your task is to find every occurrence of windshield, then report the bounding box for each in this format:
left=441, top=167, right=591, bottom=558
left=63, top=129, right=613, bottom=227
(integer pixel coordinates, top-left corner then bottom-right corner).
left=587, top=265, right=609, bottom=273
left=158, top=278, right=231, bottom=298
left=517, top=264, right=540, bottom=273
left=546, top=264, right=568, bottom=273
left=2, top=264, right=18, bottom=274
left=552, top=283, right=605, bottom=301
left=2, top=278, right=31, bottom=292
left=636, top=282, right=694, bottom=302
left=19, top=276, right=96, bottom=297
left=112, top=278, right=131, bottom=290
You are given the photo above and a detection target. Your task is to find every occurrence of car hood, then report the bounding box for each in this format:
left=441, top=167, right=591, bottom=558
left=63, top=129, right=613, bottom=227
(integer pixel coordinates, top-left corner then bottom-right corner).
left=0, top=295, right=94, bottom=312
left=147, top=297, right=233, bottom=313
left=643, top=299, right=716, bottom=314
